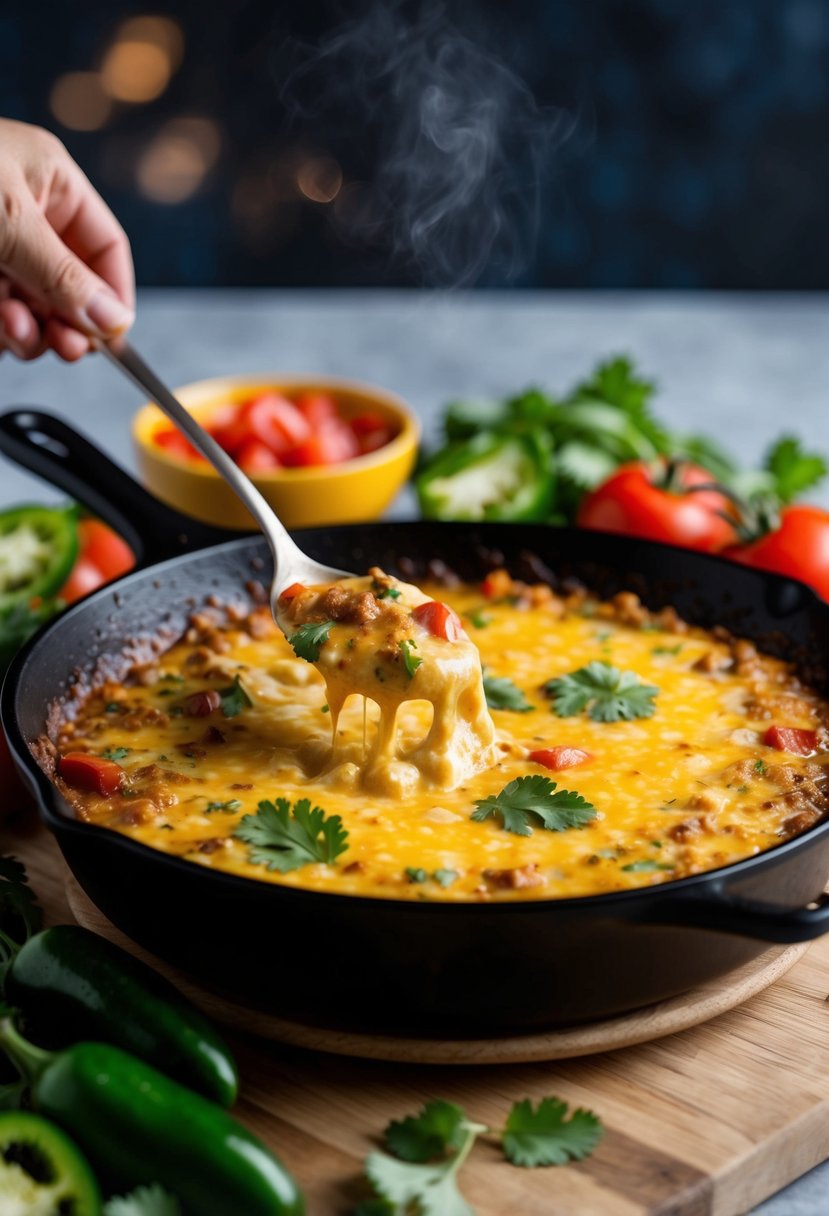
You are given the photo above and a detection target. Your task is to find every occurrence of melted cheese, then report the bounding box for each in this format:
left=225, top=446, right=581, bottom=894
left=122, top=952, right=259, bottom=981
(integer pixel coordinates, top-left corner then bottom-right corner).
left=55, top=582, right=829, bottom=902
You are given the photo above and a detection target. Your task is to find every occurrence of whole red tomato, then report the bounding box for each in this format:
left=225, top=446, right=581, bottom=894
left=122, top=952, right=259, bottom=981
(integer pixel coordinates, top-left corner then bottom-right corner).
left=725, top=504, right=829, bottom=601
left=577, top=461, right=738, bottom=553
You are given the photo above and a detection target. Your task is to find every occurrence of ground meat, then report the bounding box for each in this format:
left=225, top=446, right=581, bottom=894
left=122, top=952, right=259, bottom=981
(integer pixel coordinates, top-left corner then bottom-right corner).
left=200, top=725, right=226, bottom=745
left=653, top=606, right=688, bottom=635
left=176, top=742, right=207, bottom=758
left=723, top=759, right=759, bottom=783
left=693, top=650, right=731, bottom=674
left=483, top=864, right=546, bottom=889
left=668, top=815, right=714, bottom=842
left=322, top=585, right=381, bottom=625
left=611, top=591, right=649, bottom=628
left=245, top=607, right=276, bottom=639
left=731, top=638, right=762, bottom=677
left=132, top=763, right=192, bottom=786
left=194, top=838, right=228, bottom=854
left=120, top=705, right=170, bottom=731
left=230, top=782, right=254, bottom=790
left=781, top=808, right=823, bottom=836
left=118, top=799, right=161, bottom=825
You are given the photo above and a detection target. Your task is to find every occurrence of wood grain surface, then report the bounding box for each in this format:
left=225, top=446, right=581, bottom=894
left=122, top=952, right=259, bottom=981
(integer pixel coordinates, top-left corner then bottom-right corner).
left=9, top=816, right=829, bottom=1216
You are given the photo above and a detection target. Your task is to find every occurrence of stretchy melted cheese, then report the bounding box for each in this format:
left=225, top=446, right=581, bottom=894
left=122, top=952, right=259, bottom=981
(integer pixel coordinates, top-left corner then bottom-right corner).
left=52, top=575, right=829, bottom=902
left=274, top=569, right=495, bottom=792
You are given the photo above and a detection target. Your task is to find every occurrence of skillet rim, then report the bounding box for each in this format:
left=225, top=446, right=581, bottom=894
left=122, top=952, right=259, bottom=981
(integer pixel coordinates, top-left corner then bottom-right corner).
left=5, top=524, right=829, bottom=916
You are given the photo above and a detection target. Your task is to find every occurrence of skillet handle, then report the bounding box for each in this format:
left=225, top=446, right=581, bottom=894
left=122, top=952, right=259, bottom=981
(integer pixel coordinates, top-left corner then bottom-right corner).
left=0, top=410, right=237, bottom=567
left=644, top=889, right=829, bottom=943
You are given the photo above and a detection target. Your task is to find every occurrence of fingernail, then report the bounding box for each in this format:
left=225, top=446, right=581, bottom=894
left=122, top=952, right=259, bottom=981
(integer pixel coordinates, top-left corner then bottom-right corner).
left=5, top=310, right=34, bottom=344
left=83, top=290, right=134, bottom=336
left=0, top=325, right=25, bottom=359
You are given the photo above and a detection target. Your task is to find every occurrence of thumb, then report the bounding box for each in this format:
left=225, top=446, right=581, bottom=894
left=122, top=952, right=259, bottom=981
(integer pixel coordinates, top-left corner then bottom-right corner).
left=1, top=194, right=133, bottom=338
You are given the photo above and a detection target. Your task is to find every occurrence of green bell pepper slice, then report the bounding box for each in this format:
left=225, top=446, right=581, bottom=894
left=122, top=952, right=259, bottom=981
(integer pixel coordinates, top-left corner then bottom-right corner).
left=0, top=1108, right=101, bottom=1214
left=416, top=431, right=554, bottom=522
left=0, top=504, right=78, bottom=610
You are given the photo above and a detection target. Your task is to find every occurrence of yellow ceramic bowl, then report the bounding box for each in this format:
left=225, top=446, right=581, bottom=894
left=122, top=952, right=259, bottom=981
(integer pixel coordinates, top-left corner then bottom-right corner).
left=133, top=374, right=420, bottom=531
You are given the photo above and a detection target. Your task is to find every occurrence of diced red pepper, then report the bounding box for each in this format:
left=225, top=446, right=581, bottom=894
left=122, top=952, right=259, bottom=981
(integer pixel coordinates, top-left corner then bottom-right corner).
left=763, top=725, right=818, bottom=756
left=481, top=570, right=513, bottom=600
left=528, top=747, right=593, bottom=771
left=411, top=600, right=463, bottom=641
left=59, top=752, right=125, bottom=795
left=279, top=582, right=306, bottom=602
left=350, top=411, right=393, bottom=455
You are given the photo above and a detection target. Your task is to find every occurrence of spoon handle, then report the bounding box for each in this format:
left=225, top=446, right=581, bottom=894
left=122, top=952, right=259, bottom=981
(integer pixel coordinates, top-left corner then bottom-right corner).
left=97, top=338, right=322, bottom=585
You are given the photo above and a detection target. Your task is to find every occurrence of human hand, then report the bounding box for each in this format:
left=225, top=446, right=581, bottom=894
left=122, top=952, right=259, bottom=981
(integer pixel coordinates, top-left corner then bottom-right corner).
left=0, top=118, right=134, bottom=362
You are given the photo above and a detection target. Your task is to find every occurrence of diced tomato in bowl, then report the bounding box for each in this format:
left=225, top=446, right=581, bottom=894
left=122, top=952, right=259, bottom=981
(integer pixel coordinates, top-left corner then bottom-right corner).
left=152, top=387, right=399, bottom=472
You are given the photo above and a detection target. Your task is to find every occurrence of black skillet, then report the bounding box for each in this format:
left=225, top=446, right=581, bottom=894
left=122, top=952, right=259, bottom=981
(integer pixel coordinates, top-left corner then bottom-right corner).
left=3, top=409, right=829, bottom=1036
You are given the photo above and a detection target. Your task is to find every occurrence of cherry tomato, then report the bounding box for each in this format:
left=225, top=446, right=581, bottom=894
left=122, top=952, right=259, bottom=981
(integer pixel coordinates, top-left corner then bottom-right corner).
left=763, top=725, right=818, bottom=756
left=76, top=520, right=134, bottom=581
left=577, top=461, right=737, bottom=553
left=528, top=747, right=593, bottom=771
left=725, top=505, right=829, bottom=602
left=282, top=422, right=359, bottom=467
left=412, top=601, right=463, bottom=641
left=154, top=429, right=207, bottom=462
left=242, top=394, right=311, bottom=454
left=294, top=392, right=339, bottom=428
left=59, top=752, right=125, bottom=795
left=236, top=439, right=282, bottom=473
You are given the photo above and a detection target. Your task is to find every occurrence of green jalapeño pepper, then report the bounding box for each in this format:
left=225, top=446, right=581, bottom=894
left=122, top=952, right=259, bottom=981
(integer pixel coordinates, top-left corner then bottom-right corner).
left=0, top=1109, right=101, bottom=1214
left=416, top=431, right=555, bottom=522
left=0, top=504, right=79, bottom=610
left=0, top=1021, right=305, bottom=1216
left=6, top=925, right=238, bottom=1107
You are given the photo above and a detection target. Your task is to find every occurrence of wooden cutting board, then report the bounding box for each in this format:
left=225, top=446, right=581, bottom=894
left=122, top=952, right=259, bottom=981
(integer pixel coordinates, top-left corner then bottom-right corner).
left=9, top=818, right=829, bottom=1216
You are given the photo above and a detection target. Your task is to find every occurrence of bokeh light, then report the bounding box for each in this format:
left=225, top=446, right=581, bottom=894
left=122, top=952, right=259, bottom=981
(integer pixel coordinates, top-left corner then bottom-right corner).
left=49, top=71, right=112, bottom=131
left=296, top=155, right=343, bottom=204
left=137, top=117, right=221, bottom=203
left=101, top=16, right=184, bottom=104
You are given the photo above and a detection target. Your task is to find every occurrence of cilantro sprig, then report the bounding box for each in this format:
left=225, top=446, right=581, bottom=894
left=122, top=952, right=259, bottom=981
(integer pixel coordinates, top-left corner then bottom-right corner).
left=233, top=797, right=348, bottom=872
left=471, top=775, right=596, bottom=837
left=545, top=661, right=659, bottom=722
left=482, top=674, right=534, bottom=713
left=289, top=619, right=334, bottom=662
left=359, top=1096, right=603, bottom=1213
left=399, top=639, right=422, bottom=678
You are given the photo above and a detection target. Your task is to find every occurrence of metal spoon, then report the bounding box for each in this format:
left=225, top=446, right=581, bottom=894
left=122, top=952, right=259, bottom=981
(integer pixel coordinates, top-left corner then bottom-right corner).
left=96, top=338, right=352, bottom=619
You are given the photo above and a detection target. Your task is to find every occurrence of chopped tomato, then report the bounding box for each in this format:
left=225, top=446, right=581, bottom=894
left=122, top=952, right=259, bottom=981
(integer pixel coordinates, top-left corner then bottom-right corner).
left=412, top=600, right=463, bottom=641
left=242, top=394, right=311, bottom=455
left=76, top=520, right=134, bottom=581
left=59, top=752, right=125, bottom=795
left=294, top=392, right=339, bottom=428
left=236, top=439, right=281, bottom=472
left=59, top=557, right=107, bottom=605
left=528, top=747, right=593, bottom=771
left=282, top=422, right=359, bottom=467
left=154, top=429, right=207, bottom=462
left=279, top=582, right=306, bottom=602
left=763, top=725, right=818, bottom=756
left=350, top=412, right=393, bottom=454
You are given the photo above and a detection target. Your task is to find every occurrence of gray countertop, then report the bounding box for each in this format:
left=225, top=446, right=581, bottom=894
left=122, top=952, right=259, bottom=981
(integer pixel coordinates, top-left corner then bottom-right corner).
left=1, top=288, right=827, bottom=1215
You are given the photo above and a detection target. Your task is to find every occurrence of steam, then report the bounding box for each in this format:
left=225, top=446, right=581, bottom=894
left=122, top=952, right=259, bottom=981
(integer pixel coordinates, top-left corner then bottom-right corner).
left=278, top=2, right=578, bottom=286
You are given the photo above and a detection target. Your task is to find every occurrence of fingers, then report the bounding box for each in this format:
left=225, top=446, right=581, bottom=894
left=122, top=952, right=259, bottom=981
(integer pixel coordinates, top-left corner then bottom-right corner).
left=43, top=317, right=90, bottom=362
left=0, top=296, right=45, bottom=360
left=53, top=160, right=135, bottom=315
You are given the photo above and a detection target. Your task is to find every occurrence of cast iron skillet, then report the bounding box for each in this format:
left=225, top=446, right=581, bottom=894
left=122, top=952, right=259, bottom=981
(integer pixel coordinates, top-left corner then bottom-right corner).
left=3, top=409, right=829, bottom=1037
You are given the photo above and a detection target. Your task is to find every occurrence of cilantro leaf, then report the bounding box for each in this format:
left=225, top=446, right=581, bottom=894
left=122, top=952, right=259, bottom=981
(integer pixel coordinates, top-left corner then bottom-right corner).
left=103, top=1185, right=182, bottom=1216
left=218, top=674, right=252, bottom=718
left=101, top=747, right=130, bottom=761
left=289, top=619, right=334, bottom=662
left=482, top=674, right=534, bottom=713
left=471, top=775, right=596, bottom=837
left=502, top=1097, right=604, bottom=1168
left=399, top=639, right=422, bottom=678
left=621, top=859, right=674, bottom=873
left=205, top=799, right=242, bottom=813
left=365, top=1153, right=475, bottom=1216
left=764, top=435, right=827, bottom=504
left=234, top=797, right=348, bottom=872
left=353, top=1201, right=397, bottom=1216
left=377, top=587, right=401, bottom=600
left=545, top=661, right=658, bottom=722
left=465, top=609, right=491, bottom=630
left=433, top=868, right=458, bottom=888
left=386, top=1100, right=467, bottom=1163
left=405, top=867, right=428, bottom=884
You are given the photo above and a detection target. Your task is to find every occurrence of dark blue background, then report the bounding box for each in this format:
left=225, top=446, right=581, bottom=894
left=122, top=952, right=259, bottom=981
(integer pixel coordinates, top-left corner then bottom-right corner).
left=4, top=0, right=828, bottom=289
